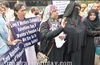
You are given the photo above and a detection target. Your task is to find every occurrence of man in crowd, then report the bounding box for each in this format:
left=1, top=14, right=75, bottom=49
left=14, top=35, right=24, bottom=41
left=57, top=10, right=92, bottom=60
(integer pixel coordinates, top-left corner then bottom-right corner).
left=1, top=7, right=6, bottom=19
left=79, top=3, right=87, bottom=18
left=0, top=6, right=9, bottom=41
left=30, top=7, right=42, bottom=21
left=30, top=7, right=39, bottom=17
left=2, top=1, right=14, bottom=22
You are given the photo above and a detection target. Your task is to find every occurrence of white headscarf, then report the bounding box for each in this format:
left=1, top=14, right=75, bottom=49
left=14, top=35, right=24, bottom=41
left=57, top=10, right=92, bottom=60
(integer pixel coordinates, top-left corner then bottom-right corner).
left=40, top=5, right=51, bottom=25
left=40, top=5, right=58, bottom=31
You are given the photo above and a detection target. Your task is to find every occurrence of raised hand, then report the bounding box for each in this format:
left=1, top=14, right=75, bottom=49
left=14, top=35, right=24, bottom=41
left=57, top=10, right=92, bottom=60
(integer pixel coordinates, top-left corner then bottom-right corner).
left=61, top=17, right=67, bottom=28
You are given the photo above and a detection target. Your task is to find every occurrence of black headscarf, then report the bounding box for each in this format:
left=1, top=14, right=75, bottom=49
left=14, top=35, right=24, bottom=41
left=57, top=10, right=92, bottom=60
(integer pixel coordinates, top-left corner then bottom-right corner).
left=63, top=2, right=82, bottom=24
left=63, top=2, right=86, bottom=53
left=84, top=9, right=100, bottom=30
left=63, top=2, right=81, bottom=17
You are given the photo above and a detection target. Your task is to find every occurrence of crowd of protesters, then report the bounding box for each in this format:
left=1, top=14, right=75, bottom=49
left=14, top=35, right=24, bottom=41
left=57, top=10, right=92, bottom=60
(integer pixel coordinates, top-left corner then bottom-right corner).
left=0, top=1, right=100, bottom=65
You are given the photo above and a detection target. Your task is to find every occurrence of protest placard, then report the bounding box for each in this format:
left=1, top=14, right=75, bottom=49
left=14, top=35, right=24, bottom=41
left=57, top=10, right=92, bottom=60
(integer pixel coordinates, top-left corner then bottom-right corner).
left=10, top=17, right=40, bottom=48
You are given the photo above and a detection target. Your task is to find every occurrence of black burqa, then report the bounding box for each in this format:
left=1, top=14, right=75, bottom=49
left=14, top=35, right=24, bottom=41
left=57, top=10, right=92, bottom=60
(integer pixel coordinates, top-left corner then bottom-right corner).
left=63, top=2, right=86, bottom=53
left=82, top=9, right=100, bottom=65
left=63, top=2, right=86, bottom=65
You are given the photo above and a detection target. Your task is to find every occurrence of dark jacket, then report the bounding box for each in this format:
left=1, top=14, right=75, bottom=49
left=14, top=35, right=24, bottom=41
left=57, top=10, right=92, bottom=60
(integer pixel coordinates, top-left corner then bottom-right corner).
left=40, top=21, right=65, bottom=62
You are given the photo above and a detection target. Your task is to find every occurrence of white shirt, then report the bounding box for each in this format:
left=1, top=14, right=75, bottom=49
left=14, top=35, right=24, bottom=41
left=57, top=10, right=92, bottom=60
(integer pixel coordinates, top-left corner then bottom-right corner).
left=25, top=13, right=35, bottom=18
left=5, top=8, right=14, bottom=22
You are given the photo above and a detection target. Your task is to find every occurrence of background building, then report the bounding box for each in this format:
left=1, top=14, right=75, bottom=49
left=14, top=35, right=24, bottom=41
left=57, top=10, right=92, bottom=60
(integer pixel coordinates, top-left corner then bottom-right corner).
left=0, top=0, right=99, bottom=11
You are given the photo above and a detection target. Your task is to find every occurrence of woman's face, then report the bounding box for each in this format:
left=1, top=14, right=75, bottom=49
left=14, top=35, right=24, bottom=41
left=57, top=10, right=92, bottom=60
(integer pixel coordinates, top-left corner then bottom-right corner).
left=89, top=13, right=96, bottom=21
left=51, top=8, right=59, bottom=20
left=15, top=6, right=26, bottom=19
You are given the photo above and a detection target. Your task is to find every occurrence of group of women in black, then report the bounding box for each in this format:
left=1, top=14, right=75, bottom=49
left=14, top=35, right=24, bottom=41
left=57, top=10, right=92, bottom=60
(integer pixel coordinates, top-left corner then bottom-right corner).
left=40, top=2, right=100, bottom=65
left=6, top=1, right=100, bottom=65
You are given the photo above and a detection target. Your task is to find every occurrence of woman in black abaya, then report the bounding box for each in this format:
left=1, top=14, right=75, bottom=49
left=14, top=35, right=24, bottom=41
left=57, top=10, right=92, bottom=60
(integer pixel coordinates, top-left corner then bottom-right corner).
left=63, top=2, right=86, bottom=65
left=82, top=9, right=100, bottom=65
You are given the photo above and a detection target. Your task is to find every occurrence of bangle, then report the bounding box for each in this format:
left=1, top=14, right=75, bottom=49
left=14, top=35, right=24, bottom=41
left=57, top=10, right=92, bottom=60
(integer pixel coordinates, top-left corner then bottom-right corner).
left=8, top=41, right=10, bottom=46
